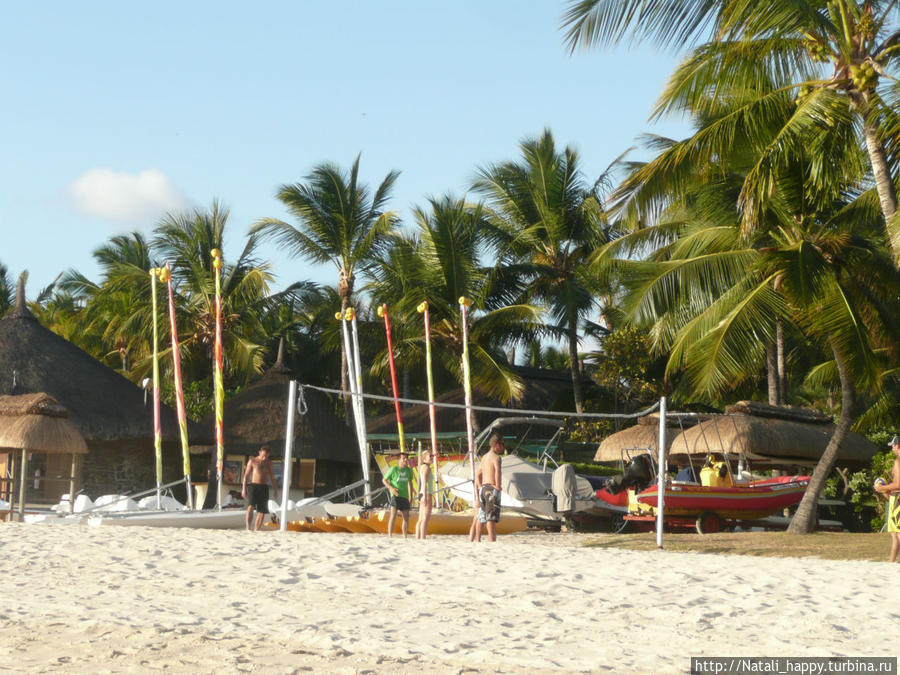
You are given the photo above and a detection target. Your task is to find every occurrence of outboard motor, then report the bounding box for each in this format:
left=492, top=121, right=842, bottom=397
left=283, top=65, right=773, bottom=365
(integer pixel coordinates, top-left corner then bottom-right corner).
left=606, top=454, right=654, bottom=495
left=551, top=464, right=577, bottom=513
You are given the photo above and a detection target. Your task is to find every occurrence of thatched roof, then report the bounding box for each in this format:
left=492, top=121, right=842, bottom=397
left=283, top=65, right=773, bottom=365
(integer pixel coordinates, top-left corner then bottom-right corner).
left=196, top=359, right=359, bottom=464
left=670, top=414, right=879, bottom=468
left=0, top=393, right=87, bottom=454
left=0, top=282, right=194, bottom=442
left=594, top=423, right=680, bottom=463
left=724, top=400, right=832, bottom=424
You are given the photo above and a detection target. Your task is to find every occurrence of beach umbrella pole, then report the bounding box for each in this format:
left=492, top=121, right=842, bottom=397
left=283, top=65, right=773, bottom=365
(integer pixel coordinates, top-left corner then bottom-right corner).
left=656, top=396, right=667, bottom=549
left=280, top=380, right=297, bottom=531
left=459, top=297, right=477, bottom=507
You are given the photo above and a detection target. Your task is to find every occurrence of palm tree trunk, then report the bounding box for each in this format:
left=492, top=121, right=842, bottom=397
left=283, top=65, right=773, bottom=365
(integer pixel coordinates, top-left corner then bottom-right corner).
left=766, top=342, right=780, bottom=405
left=568, top=325, right=584, bottom=414
left=776, top=321, right=786, bottom=402
left=862, top=119, right=899, bottom=257
left=787, top=345, right=855, bottom=534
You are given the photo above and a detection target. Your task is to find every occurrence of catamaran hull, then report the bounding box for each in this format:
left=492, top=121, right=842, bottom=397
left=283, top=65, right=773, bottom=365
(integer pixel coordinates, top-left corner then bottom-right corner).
left=87, top=509, right=250, bottom=528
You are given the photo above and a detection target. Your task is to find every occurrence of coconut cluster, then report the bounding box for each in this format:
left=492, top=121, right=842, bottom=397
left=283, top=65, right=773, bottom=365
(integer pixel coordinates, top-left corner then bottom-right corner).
left=850, top=61, right=878, bottom=91
left=805, top=39, right=829, bottom=63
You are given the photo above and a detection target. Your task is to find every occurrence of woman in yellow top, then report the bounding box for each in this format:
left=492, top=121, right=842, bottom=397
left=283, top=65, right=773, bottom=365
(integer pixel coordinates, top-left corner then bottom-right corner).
left=416, top=450, right=435, bottom=539
left=875, top=436, right=900, bottom=563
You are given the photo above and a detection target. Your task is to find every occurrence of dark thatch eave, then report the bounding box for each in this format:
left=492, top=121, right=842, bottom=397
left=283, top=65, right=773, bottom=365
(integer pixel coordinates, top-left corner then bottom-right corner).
left=0, top=303, right=197, bottom=443
left=196, top=367, right=359, bottom=465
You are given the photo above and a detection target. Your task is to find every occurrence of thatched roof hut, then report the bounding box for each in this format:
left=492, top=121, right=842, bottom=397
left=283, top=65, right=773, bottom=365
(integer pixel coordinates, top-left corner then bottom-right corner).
left=0, top=393, right=88, bottom=455
left=594, top=423, right=679, bottom=463
left=593, top=413, right=712, bottom=463
left=0, top=393, right=87, bottom=518
left=670, top=412, right=879, bottom=468
left=0, top=280, right=189, bottom=442
left=195, top=349, right=361, bottom=496
left=0, top=279, right=202, bottom=498
left=196, top=359, right=358, bottom=463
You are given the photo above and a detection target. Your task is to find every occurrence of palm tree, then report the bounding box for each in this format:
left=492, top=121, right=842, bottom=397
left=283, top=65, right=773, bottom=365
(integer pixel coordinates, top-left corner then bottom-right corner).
left=154, top=201, right=280, bottom=386
left=614, top=138, right=897, bottom=532
left=0, top=262, right=14, bottom=317
left=367, top=194, right=543, bottom=403
left=472, top=129, right=616, bottom=413
left=52, top=232, right=157, bottom=373
left=251, top=155, right=400, bottom=400
left=561, top=1, right=900, bottom=261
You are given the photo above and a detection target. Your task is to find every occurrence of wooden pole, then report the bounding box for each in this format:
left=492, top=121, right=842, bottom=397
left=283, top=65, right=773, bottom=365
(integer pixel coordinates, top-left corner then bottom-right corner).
left=18, top=448, right=27, bottom=522
left=69, top=453, right=77, bottom=514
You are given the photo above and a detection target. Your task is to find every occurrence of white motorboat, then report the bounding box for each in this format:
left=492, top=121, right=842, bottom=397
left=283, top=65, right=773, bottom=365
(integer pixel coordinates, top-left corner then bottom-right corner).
left=438, top=417, right=608, bottom=523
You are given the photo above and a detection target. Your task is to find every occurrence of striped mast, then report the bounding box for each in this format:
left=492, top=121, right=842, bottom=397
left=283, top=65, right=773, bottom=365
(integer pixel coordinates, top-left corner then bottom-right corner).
left=211, top=248, right=225, bottom=511
left=417, top=301, right=440, bottom=508
left=162, top=263, right=193, bottom=509
left=150, top=268, right=163, bottom=509
left=377, top=304, right=406, bottom=457
left=459, top=296, right=477, bottom=507
left=347, top=307, right=372, bottom=506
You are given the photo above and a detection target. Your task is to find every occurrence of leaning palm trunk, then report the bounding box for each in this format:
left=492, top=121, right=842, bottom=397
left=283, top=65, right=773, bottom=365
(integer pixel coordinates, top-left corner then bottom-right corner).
left=863, top=121, right=898, bottom=225
left=787, top=346, right=855, bottom=534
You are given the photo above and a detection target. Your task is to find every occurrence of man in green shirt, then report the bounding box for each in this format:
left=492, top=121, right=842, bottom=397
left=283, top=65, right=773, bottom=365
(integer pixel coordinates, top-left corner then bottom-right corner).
left=382, top=452, right=413, bottom=538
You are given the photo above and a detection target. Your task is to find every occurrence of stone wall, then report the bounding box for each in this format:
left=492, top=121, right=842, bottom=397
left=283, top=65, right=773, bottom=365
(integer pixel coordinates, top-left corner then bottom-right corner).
left=81, top=440, right=187, bottom=500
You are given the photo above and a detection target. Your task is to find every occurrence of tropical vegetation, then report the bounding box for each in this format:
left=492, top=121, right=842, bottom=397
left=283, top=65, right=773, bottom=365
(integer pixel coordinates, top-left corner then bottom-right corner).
left=3, top=3, right=900, bottom=532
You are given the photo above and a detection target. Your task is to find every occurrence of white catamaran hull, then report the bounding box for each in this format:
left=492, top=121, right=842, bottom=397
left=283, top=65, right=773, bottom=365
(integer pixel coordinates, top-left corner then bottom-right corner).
left=87, top=509, right=249, bottom=529
left=439, top=455, right=600, bottom=521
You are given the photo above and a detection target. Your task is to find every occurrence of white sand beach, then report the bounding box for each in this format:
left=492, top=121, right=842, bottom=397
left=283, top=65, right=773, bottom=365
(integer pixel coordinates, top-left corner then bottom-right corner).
left=0, top=523, right=895, bottom=674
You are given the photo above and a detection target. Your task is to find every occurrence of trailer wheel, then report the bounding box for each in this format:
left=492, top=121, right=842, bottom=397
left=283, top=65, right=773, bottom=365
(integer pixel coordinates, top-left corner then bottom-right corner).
left=695, top=511, right=723, bottom=535
left=609, top=513, right=629, bottom=534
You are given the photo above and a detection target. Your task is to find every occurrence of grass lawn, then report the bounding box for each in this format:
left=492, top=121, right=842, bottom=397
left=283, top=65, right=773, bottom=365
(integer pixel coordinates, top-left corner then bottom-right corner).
left=581, top=531, right=892, bottom=562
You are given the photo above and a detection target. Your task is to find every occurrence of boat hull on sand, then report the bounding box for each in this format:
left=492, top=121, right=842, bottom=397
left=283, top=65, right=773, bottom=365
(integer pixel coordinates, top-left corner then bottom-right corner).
left=603, top=477, right=811, bottom=520
left=280, top=510, right=529, bottom=535
left=87, top=509, right=249, bottom=529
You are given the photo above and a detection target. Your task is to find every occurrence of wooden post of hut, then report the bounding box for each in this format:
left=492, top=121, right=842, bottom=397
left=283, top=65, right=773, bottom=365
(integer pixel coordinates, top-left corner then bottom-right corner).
left=17, top=448, right=27, bottom=521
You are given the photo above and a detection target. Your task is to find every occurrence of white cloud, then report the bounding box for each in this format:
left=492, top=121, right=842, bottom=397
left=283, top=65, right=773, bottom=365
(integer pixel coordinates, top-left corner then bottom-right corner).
left=68, top=168, right=188, bottom=226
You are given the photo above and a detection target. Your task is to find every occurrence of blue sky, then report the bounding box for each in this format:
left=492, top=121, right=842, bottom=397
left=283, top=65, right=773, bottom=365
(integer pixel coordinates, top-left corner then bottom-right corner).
left=1, top=1, right=690, bottom=296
